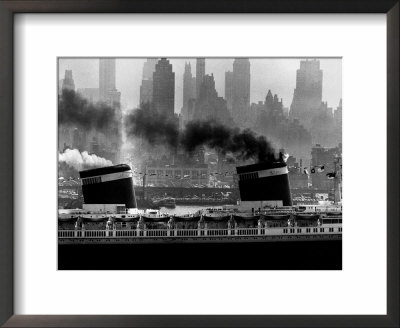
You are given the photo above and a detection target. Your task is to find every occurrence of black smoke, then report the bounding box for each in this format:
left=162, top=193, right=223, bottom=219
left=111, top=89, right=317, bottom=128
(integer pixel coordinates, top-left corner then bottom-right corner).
left=125, top=108, right=278, bottom=163
left=59, top=89, right=118, bottom=133
left=124, top=104, right=179, bottom=148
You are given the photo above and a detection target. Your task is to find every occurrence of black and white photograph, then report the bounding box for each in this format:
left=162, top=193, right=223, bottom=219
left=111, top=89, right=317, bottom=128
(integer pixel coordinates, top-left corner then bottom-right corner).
left=58, top=57, right=342, bottom=270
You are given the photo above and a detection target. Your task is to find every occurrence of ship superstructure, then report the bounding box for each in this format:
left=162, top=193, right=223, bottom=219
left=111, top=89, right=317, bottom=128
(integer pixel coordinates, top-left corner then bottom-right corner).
left=58, top=162, right=342, bottom=244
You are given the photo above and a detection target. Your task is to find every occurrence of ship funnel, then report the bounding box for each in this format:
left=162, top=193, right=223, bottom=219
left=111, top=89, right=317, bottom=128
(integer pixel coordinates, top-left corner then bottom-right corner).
left=79, top=164, right=137, bottom=208
left=236, top=162, right=292, bottom=207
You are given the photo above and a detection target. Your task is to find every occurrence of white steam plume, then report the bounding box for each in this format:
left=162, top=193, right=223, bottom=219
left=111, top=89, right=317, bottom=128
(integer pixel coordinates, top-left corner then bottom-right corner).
left=59, top=148, right=113, bottom=171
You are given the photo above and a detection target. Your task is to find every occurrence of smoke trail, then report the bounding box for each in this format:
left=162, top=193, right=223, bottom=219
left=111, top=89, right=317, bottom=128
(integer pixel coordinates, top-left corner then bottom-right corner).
left=124, top=108, right=278, bottom=163
left=59, top=89, right=117, bottom=133
left=182, top=121, right=277, bottom=162
left=124, top=106, right=179, bottom=148
left=59, top=148, right=113, bottom=171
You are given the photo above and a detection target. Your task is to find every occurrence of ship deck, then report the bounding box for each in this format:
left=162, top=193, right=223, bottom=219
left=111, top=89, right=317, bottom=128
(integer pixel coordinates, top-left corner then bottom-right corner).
left=59, top=225, right=342, bottom=244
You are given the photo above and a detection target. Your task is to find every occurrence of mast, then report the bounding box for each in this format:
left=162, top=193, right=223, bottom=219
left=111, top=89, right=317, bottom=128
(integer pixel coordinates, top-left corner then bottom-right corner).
left=333, top=159, right=337, bottom=204
left=333, top=155, right=342, bottom=204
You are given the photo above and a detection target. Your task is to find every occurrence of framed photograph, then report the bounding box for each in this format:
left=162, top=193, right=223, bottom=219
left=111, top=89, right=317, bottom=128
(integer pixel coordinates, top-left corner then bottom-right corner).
left=0, top=1, right=398, bottom=327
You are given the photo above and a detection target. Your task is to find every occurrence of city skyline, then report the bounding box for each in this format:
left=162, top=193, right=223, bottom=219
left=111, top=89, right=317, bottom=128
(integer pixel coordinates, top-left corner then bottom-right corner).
left=58, top=58, right=342, bottom=113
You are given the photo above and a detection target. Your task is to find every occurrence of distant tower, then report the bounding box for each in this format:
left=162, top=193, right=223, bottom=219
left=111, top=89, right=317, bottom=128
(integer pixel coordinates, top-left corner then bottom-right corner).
left=152, top=58, right=175, bottom=119
left=334, top=99, right=342, bottom=128
left=193, top=74, right=233, bottom=126
left=225, top=71, right=233, bottom=113
left=196, top=58, right=206, bottom=99
left=140, top=58, right=158, bottom=105
left=334, top=98, right=342, bottom=143
left=232, top=58, right=251, bottom=123
left=62, top=70, right=75, bottom=91
left=99, top=58, right=116, bottom=103
left=265, top=89, right=274, bottom=110
left=142, top=58, right=158, bottom=80
left=182, top=62, right=196, bottom=124
left=289, top=59, right=323, bottom=128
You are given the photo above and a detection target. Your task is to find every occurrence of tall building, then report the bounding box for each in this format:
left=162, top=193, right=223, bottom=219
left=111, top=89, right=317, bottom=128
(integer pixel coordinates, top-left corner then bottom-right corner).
left=251, top=89, right=312, bottom=163
left=193, top=74, right=233, bottom=126
left=289, top=59, right=323, bottom=128
left=61, top=70, right=75, bottom=91
left=181, top=62, right=196, bottom=125
left=334, top=98, right=342, bottom=130
left=139, top=58, right=158, bottom=105
left=232, top=58, right=251, bottom=124
left=152, top=58, right=175, bottom=119
left=196, top=58, right=205, bottom=99
left=142, top=58, right=158, bottom=80
left=99, top=58, right=116, bottom=103
left=59, top=70, right=75, bottom=151
left=225, top=71, right=233, bottom=113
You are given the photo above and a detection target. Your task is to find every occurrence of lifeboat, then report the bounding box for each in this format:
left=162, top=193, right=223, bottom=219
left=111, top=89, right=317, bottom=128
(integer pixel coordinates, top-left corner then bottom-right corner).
left=325, top=211, right=342, bottom=217
left=202, top=209, right=231, bottom=221
left=173, top=213, right=201, bottom=222
left=113, top=214, right=140, bottom=222
left=58, top=214, right=77, bottom=222
left=141, top=209, right=171, bottom=222
left=80, top=214, right=109, bottom=222
left=262, top=213, right=291, bottom=220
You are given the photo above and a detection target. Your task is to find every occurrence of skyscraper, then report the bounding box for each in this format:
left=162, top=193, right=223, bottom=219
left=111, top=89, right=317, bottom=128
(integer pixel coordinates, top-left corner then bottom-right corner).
left=61, top=69, right=75, bottom=91
left=289, top=59, right=323, bottom=128
left=193, top=74, right=233, bottom=126
left=182, top=62, right=196, bottom=124
left=140, top=58, right=158, bottom=105
left=225, top=71, right=233, bottom=113
left=142, top=58, right=158, bottom=80
left=152, top=58, right=175, bottom=119
left=232, top=58, right=251, bottom=123
left=196, top=58, right=205, bottom=99
left=99, top=58, right=116, bottom=103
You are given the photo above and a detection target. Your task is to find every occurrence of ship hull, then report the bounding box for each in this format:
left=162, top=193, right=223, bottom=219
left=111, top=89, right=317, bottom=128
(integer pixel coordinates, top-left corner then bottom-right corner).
left=59, top=239, right=342, bottom=270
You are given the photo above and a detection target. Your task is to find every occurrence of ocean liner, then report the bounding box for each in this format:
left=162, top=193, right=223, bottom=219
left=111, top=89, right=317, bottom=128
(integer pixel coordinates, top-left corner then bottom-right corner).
left=58, top=162, right=342, bottom=244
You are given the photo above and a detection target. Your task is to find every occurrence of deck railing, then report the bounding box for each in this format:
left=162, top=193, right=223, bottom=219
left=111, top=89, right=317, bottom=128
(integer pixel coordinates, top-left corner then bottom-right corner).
left=58, top=225, right=342, bottom=239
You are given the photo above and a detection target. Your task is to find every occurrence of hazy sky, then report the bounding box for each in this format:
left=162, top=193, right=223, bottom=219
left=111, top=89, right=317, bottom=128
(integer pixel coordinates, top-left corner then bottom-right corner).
left=59, top=58, right=342, bottom=113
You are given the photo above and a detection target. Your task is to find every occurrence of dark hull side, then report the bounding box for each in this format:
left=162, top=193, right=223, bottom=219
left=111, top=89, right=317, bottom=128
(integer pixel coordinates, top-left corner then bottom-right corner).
left=58, top=239, right=342, bottom=270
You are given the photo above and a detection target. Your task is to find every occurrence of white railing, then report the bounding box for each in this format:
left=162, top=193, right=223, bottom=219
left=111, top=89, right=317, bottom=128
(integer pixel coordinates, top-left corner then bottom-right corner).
left=59, top=224, right=342, bottom=239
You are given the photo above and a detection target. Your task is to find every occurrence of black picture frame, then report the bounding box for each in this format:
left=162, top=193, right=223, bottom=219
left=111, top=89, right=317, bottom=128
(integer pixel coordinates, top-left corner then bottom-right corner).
left=0, top=0, right=398, bottom=327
